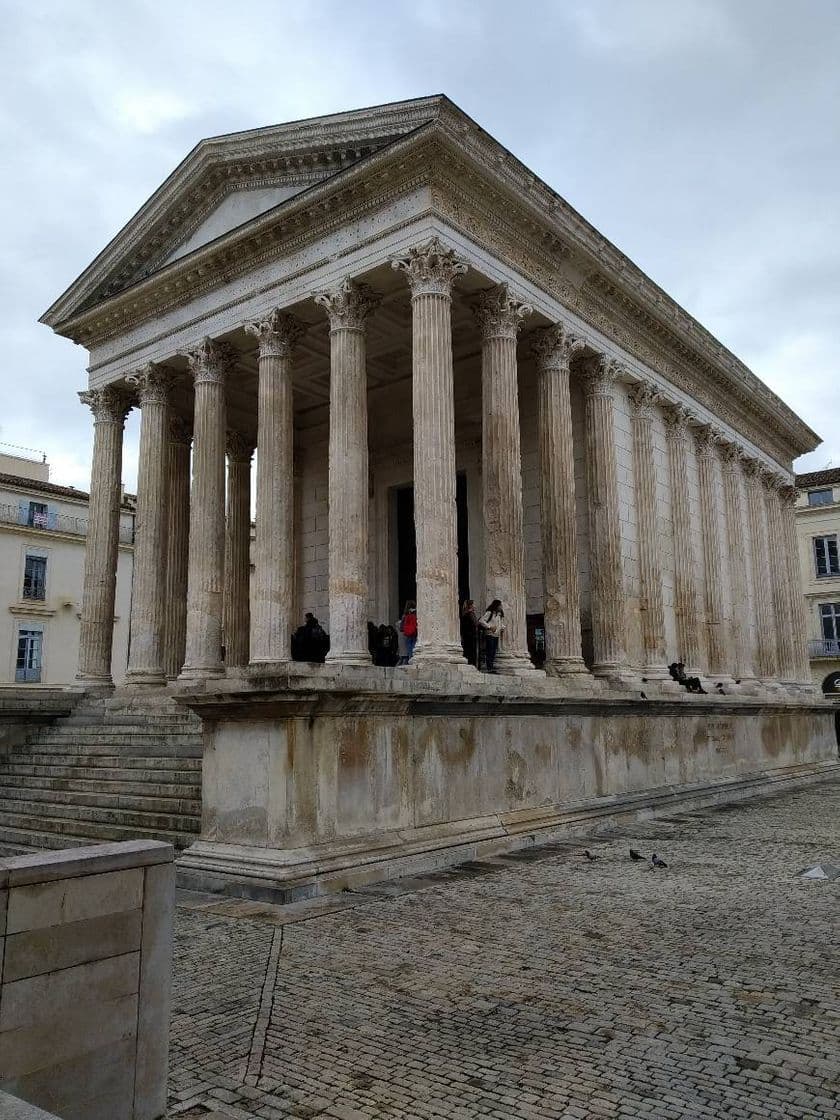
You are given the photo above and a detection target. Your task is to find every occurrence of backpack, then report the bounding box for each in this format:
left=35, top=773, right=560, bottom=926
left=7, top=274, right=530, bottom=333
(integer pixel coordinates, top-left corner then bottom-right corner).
left=402, top=612, right=417, bottom=639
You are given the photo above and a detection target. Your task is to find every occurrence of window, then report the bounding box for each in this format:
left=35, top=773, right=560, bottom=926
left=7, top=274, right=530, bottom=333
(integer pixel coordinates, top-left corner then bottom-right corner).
left=22, top=554, right=47, bottom=600
left=27, top=501, right=48, bottom=528
left=820, top=603, right=840, bottom=642
left=814, top=535, right=840, bottom=578
left=16, top=628, right=43, bottom=683
left=808, top=489, right=834, bottom=507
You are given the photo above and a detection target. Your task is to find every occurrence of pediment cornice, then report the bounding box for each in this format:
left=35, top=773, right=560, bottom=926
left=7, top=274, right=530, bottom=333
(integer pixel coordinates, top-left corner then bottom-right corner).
left=43, top=99, right=818, bottom=463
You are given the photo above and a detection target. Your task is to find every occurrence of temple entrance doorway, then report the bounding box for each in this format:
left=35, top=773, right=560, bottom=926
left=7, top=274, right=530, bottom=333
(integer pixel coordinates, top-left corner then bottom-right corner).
left=393, top=473, right=470, bottom=620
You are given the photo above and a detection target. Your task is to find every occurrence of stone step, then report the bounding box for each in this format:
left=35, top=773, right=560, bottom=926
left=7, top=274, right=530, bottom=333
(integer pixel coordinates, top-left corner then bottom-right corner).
left=0, top=795, right=199, bottom=834
left=0, top=816, right=194, bottom=850
left=0, top=772, right=200, bottom=799
left=0, top=782, right=200, bottom=816
left=22, top=730, right=202, bottom=750
left=4, top=751, right=202, bottom=770
left=0, top=760, right=201, bottom=783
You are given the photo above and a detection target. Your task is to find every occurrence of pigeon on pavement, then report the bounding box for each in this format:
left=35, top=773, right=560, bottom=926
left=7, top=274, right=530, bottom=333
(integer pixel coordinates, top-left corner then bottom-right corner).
left=650, top=853, right=668, bottom=868
left=584, top=849, right=598, bottom=861
left=629, top=849, right=644, bottom=861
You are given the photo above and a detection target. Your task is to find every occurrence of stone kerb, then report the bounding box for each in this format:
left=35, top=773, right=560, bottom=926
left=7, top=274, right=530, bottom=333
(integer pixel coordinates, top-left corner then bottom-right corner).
left=0, top=840, right=174, bottom=1120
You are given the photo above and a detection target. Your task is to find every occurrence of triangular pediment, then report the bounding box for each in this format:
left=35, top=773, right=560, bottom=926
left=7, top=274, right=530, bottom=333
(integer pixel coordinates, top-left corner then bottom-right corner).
left=44, top=95, right=447, bottom=323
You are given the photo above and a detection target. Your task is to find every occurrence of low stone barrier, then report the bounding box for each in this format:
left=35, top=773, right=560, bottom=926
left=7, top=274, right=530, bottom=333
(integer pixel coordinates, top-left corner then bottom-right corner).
left=0, top=840, right=174, bottom=1120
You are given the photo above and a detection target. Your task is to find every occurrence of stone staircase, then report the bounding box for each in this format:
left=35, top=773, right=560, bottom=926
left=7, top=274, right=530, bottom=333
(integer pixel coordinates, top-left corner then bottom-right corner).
left=0, top=695, right=203, bottom=851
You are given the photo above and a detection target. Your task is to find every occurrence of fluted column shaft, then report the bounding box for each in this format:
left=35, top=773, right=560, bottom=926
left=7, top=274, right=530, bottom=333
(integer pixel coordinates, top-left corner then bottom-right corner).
left=392, top=238, right=468, bottom=665
left=694, top=426, right=729, bottom=678
left=720, top=446, right=754, bottom=682
left=77, top=388, right=130, bottom=687
left=245, top=312, right=304, bottom=666
left=224, top=435, right=254, bottom=669
left=629, top=384, right=667, bottom=674
left=126, top=365, right=170, bottom=684
left=581, top=358, right=628, bottom=676
left=531, top=327, right=588, bottom=676
left=315, top=279, right=380, bottom=665
left=180, top=339, right=232, bottom=680
left=473, top=284, right=534, bottom=672
left=164, top=418, right=191, bottom=680
left=663, top=405, right=702, bottom=673
left=743, top=461, right=778, bottom=680
left=780, top=485, right=812, bottom=685
left=764, top=474, right=797, bottom=682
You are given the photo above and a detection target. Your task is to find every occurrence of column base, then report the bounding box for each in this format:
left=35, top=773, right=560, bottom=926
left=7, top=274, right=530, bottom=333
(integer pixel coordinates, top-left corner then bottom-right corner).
left=75, top=673, right=114, bottom=694
left=495, top=650, right=541, bottom=676
left=124, top=669, right=167, bottom=687
left=326, top=650, right=372, bottom=668
left=639, top=671, right=683, bottom=695
left=732, top=675, right=762, bottom=696
left=544, top=657, right=589, bottom=677
left=247, top=659, right=292, bottom=676
left=178, top=664, right=225, bottom=682
left=592, top=663, right=642, bottom=692
left=411, top=642, right=471, bottom=668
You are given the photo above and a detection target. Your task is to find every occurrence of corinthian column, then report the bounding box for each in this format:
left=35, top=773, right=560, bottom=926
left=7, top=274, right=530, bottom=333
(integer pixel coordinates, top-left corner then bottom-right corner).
left=77, top=386, right=131, bottom=688
left=693, top=424, right=731, bottom=683
left=245, top=311, right=304, bottom=667
left=530, top=325, right=590, bottom=680
left=472, top=283, right=535, bottom=674
left=662, top=404, right=702, bottom=675
left=125, top=364, right=170, bottom=685
left=164, top=415, right=191, bottom=680
left=780, top=484, right=812, bottom=687
left=743, top=459, right=778, bottom=682
left=224, top=432, right=254, bottom=671
left=764, top=471, right=797, bottom=683
left=628, top=383, right=669, bottom=679
left=392, top=236, right=470, bottom=667
left=580, top=356, right=631, bottom=681
left=314, top=278, right=380, bottom=665
left=179, top=338, right=233, bottom=681
left=719, top=442, right=757, bottom=688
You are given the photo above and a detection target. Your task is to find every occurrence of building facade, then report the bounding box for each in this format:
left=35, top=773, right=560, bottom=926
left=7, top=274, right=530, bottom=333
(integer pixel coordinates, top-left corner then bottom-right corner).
left=0, top=453, right=134, bottom=687
left=794, top=467, right=840, bottom=695
left=40, top=97, right=835, bottom=893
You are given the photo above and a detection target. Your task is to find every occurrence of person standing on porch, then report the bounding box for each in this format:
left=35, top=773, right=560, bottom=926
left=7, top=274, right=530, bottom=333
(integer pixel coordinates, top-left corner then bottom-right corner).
left=398, top=600, right=418, bottom=664
left=460, top=599, right=478, bottom=667
left=479, top=600, right=505, bottom=673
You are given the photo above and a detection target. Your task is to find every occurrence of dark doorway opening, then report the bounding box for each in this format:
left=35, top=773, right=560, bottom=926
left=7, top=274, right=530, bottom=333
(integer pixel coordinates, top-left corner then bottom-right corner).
left=395, top=473, right=470, bottom=617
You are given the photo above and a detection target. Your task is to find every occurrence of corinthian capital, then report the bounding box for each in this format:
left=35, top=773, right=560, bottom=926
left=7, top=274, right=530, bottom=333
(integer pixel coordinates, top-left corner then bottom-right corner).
left=391, top=236, right=468, bottom=297
left=226, top=430, right=256, bottom=462
left=627, top=381, right=663, bottom=421
left=778, top=483, right=799, bottom=507
left=530, top=323, right=586, bottom=371
left=579, top=354, right=623, bottom=397
left=314, top=278, right=381, bottom=331
left=78, top=386, right=132, bottom=425
left=126, top=362, right=170, bottom=407
left=741, top=456, right=764, bottom=482
left=692, top=422, right=721, bottom=459
left=185, top=338, right=237, bottom=385
left=661, top=401, right=695, bottom=440
left=168, top=414, right=193, bottom=445
left=471, top=283, right=533, bottom=340
left=245, top=309, right=306, bottom=360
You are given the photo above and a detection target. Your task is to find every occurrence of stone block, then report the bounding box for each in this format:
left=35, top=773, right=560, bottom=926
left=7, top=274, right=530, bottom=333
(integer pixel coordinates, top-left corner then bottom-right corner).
left=133, top=862, right=174, bottom=1120
left=3, top=1038, right=135, bottom=1120
left=6, top=868, right=143, bottom=935
left=0, top=1090, right=61, bottom=1119
left=3, top=909, right=143, bottom=982
left=0, top=952, right=140, bottom=1032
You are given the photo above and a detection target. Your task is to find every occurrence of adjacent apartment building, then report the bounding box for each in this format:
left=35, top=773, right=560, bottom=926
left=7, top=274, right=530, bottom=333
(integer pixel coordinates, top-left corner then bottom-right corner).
left=0, top=451, right=135, bottom=687
left=795, top=467, right=840, bottom=695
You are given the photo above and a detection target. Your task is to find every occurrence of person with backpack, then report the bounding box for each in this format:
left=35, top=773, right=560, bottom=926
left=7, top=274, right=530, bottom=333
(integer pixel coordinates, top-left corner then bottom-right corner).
left=398, top=600, right=418, bottom=663
left=478, top=599, right=505, bottom=673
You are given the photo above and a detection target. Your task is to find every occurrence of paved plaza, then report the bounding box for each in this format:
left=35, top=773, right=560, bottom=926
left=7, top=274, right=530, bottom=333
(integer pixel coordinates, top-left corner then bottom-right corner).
left=169, top=779, right=840, bottom=1120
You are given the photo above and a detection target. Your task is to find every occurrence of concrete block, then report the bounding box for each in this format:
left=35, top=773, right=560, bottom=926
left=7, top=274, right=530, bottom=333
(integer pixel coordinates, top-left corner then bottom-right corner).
left=1, top=841, right=173, bottom=888
left=133, top=862, right=174, bottom=1120
left=2, top=1039, right=135, bottom=1119
left=0, top=991, right=137, bottom=1079
left=3, top=909, right=142, bottom=982
left=7, top=869, right=144, bottom=935
left=0, top=952, right=140, bottom=1032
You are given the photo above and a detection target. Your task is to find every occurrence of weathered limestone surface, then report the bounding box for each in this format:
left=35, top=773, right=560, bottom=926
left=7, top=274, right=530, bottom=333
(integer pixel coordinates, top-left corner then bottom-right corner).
left=223, top=433, right=253, bottom=671
left=315, top=279, right=380, bottom=666
left=744, top=459, right=778, bottom=682
left=694, top=425, right=730, bottom=682
left=76, top=388, right=131, bottom=688
left=531, top=328, right=590, bottom=680
left=764, top=473, right=797, bottom=683
left=780, top=485, right=813, bottom=687
left=163, top=417, right=191, bottom=681
left=125, top=366, right=170, bottom=685
left=392, top=237, right=469, bottom=667
left=245, top=312, right=304, bottom=668
left=180, top=340, right=232, bottom=681
left=0, top=840, right=174, bottom=1120
left=473, top=283, right=534, bottom=673
left=720, top=443, right=756, bottom=688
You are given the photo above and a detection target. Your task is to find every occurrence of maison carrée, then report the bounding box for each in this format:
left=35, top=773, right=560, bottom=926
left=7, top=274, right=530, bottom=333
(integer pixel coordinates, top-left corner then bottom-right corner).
left=42, top=96, right=837, bottom=896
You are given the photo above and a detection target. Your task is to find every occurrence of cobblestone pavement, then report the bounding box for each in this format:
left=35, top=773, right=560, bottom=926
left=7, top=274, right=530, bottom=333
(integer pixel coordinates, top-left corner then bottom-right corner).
left=169, top=779, right=840, bottom=1120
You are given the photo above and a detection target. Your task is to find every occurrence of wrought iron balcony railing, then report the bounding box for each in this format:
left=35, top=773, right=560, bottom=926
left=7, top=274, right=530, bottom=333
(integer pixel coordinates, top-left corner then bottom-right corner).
left=808, top=638, right=840, bottom=659
left=0, top=502, right=134, bottom=544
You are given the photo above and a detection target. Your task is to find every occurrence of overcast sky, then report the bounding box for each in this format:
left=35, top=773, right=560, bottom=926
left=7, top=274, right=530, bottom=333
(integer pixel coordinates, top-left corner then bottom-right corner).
left=1, top=0, right=838, bottom=490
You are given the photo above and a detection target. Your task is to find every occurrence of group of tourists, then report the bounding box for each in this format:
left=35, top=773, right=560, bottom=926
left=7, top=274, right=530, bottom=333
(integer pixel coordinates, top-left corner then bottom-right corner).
left=291, top=598, right=507, bottom=672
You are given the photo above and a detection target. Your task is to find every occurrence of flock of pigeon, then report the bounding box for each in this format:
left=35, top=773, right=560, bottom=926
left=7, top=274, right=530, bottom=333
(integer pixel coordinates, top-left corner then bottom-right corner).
left=583, top=848, right=668, bottom=870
